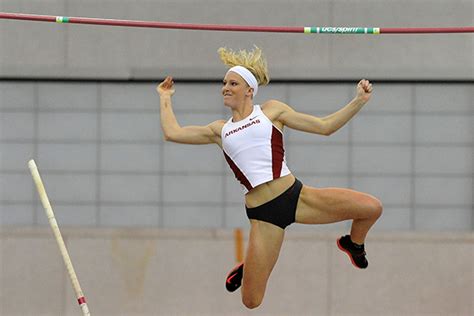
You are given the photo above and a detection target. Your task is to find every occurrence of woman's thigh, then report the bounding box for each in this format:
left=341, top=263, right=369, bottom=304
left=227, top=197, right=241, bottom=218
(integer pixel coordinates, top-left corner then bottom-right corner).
left=242, top=219, right=285, bottom=303
left=295, top=185, right=381, bottom=225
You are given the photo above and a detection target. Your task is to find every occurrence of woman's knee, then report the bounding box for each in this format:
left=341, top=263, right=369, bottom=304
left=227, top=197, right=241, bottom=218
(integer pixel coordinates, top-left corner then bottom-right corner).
left=369, top=197, right=383, bottom=219
left=242, top=294, right=263, bottom=309
left=241, top=285, right=264, bottom=309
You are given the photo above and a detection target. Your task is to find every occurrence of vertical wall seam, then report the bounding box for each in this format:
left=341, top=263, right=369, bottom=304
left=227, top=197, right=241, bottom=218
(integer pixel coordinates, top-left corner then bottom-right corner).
left=33, top=82, right=39, bottom=225
left=469, top=84, right=474, bottom=231
left=158, top=94, right=165, bottom=228
left=222, top=85, right=228, bottom=228
left=410, top=84, right=416, bottom=230
left=96, top=83, right=102, bottom=226
left=347, top=84, right=354, bottom=230
left=327, top=240, right=333, bottom=316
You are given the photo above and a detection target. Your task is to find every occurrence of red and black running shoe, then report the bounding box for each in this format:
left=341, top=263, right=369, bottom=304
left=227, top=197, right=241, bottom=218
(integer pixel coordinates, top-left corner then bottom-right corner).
left=225, top=262, right=244, bottom=292
left=337, top=235, right=368, bottom=269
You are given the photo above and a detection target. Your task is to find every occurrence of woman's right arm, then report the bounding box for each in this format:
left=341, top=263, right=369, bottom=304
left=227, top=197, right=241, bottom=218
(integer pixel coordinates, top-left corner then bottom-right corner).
left=157, top=76, right=223, bottom=145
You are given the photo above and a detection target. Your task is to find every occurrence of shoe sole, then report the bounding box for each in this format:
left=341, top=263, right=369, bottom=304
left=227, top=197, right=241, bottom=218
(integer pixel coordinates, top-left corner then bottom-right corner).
left=336, top=238, right=366, bottom=269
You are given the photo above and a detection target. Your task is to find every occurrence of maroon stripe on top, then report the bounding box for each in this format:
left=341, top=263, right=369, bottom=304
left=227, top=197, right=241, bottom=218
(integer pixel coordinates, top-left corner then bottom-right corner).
left=271, top=126, right=284, bottom=179
left=223, top=151, right=253, bottom=191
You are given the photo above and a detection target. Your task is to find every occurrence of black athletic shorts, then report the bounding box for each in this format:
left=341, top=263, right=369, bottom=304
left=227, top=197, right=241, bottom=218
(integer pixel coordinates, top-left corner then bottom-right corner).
left=245, top=178, right=303, bottom=229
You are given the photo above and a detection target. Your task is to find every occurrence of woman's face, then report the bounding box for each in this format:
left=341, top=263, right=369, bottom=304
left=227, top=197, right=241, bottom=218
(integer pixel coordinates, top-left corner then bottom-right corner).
left=222, top=71, right=253, bottom=108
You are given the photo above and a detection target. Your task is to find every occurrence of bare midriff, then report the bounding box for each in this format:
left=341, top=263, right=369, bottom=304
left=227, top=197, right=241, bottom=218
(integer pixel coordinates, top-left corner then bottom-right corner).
left=244, top=173, right=296, bottom=208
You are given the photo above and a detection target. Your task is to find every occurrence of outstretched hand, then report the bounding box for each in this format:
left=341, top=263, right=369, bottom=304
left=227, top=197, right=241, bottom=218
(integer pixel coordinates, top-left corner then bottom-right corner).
left=356, top=79, right=373, bottom=103
left=157, top=76, right=175, bottom=97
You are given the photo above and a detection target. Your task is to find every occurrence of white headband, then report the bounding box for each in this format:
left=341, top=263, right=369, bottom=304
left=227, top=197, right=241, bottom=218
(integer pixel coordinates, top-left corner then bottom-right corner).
left=226, top=66, right=258, bottom=97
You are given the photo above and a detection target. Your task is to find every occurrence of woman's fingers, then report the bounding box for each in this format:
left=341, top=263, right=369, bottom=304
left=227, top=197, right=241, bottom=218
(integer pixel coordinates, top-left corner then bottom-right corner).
left=159, top=76, right=174, bottom=89
left=358, top=79, right=372, bottom=93
left=157, top=76, right=175, bottom=95
left=165, top=76, right=174, bottom=89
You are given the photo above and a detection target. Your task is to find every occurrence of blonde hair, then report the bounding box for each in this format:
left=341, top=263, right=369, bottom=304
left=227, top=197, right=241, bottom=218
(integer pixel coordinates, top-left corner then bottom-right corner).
left=218, top=46, right=270, bottom=86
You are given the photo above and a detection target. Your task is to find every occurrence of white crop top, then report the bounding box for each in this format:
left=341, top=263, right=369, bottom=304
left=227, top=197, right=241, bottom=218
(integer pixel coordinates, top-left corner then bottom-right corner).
left=221, top=105, right=291, bottom=194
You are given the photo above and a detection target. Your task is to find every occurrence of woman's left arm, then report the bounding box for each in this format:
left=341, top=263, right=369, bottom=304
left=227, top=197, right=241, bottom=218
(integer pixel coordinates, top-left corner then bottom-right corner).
left=270, top=79, right=372, bottom=136
left=321, top=79, right=372, bottom=135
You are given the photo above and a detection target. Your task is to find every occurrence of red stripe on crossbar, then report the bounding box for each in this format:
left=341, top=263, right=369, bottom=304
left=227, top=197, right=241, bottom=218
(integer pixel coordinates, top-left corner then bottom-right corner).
left=0, top=12, right=302, bottom=33
left=78, top=297, right=86, bottom=305
left=380, top=27, right=474, bottom=34
left=1, top=12, right=473, bottom=34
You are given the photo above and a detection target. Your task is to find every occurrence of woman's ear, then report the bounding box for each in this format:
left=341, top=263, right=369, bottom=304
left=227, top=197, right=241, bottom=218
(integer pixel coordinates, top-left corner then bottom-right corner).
left=247, top=87, right=254, bottom=98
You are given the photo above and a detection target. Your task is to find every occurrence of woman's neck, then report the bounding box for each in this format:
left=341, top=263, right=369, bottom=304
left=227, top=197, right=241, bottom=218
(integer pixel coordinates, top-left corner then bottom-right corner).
left=231, top=101, right=254, bottom=122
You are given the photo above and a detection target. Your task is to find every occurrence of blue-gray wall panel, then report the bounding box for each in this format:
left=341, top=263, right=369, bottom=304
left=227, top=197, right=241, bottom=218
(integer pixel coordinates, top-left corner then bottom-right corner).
left=352, top=146, right=412, bottom=174
left=415, top=177, right=472, bottom=206
left=352, top=114, right=412, bottom=144
left=0, top=204, right=34, bottom=225
left=37, top=143, right=97, bottom=171
left=38, top=83, right=98, bottom=110
left=1, top=173, right=33, bottom=201
left=101, top=144, right=160, bottom=172
left=352, top=176, right=412, bottom=206
left=163, top=206, right=222, bottom=228
left=37, top=204, right=97, bottom=227
left=289, top=144, right=349, bottom=173
left=415, top=84, right=473, bottom=113
left=287, top=126, right=349, bottom=144
left=0, top=81, right=472, bottom=231
left=372, top=207, right=411, bottom=231
left=162, top=175, right=222, bottom=203
left=0, top=143, right=34, bottom=170
left=100, top=174, right=159, bottom=203
left=38, top=112, right=98, bottom=141
left=43, top=174, right=97, bottom=202
left=288, top=84, right=353, bottom=112
left=366, top=84, right=412, bottom=113
left=416, top=115, right=472, bottom=144
left=225, top=205, right=249, bottom=228
left=416, top=146, right=473, bottom=175
left=101, top=112, right=161, bottom=141
left=298, top=175, right=350, bottom=189
left=225, top=175, right=245, bottom=204
left=100, top=205, right=159, bottom=227
left=102, top=83, right=158, bottom=110
left=415, top=208, right=472, bottom=231
left=0, top=82, right=36, bottom=109
left=0, top=112, right=35, bottom=140
left=163, top=144, right=223, bottom=173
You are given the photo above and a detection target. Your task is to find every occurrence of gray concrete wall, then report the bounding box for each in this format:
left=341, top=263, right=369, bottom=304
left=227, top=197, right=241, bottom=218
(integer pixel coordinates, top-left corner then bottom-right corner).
left=1, top=0, right=473, bottom=80
left=0, top=228, right=473, bottom=315
left=1, top=80, right=473, bottom=231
